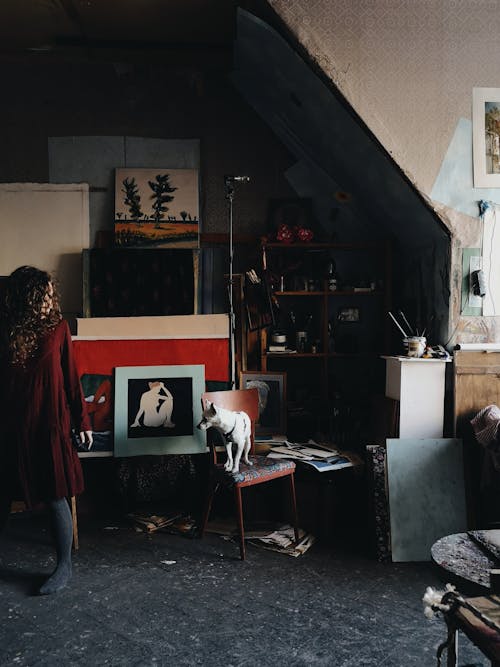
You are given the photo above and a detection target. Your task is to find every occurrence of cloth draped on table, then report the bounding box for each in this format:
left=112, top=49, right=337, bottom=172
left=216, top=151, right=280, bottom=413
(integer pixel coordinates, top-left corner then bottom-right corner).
left=470, top=404, right=500, bottom=489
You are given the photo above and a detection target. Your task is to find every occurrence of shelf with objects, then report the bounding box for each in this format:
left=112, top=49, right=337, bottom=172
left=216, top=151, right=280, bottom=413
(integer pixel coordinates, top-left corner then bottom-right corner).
left=258, top=240, right=393, bottom=446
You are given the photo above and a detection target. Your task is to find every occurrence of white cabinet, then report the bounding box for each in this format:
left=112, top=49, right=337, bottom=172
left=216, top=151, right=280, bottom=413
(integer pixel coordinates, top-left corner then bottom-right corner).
left=382, top=356, right=451, bottom=438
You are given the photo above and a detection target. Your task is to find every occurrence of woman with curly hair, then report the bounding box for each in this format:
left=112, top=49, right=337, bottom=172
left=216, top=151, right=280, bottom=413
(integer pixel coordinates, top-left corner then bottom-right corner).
left=0, top=266, right=92, bottom=594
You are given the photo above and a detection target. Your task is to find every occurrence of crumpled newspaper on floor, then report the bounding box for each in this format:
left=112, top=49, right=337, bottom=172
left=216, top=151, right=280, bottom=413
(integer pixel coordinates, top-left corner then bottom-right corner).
left=246, top=525, right=315, bottom=557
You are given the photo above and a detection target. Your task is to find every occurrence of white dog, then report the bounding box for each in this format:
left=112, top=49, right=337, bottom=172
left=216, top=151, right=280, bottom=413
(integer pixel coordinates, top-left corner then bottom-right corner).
left=197, top=402, right=252, bottom=473
left=130, top=381, right=175, bottom=428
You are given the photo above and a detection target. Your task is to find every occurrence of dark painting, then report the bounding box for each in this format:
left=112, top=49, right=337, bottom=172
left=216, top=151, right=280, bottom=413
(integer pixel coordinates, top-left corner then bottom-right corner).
left=83, top=248, right=195, bottom=317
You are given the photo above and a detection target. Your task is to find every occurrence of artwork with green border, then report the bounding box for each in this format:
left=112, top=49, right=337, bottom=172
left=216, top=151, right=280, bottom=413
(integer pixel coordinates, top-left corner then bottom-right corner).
left=114, top=365, right=206, bottom=457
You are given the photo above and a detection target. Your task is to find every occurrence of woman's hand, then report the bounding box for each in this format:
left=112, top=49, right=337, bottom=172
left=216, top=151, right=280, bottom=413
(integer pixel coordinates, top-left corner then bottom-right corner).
left=79, top=430, right=93, bottom=450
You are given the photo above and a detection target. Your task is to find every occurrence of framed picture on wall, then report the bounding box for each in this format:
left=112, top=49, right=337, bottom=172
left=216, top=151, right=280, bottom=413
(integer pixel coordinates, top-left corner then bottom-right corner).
left=114, top=168, right=200, bottom=248
left=337, top=306, right=360, bottom=323
left=239, top=370, right=286, bottom=436
left=473, top=87, right=500, bottom=187
left=114, top=365, right=206, bottom=457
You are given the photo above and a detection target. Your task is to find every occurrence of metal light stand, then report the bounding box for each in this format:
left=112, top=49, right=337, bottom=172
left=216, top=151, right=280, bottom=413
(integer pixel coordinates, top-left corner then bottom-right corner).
left=225, top=176, right=236, bottom=389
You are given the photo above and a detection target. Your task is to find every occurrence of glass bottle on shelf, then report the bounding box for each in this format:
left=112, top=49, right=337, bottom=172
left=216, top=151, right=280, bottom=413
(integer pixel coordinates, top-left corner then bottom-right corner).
left=326, top=259, right=337, bottom=291
left=296, top=330, right=307, bottom=352
left=304, top=313, right=313, bottom=352
left=328, top=320, right=335, bottom=352
left=288, top=310, right=297, bottom=351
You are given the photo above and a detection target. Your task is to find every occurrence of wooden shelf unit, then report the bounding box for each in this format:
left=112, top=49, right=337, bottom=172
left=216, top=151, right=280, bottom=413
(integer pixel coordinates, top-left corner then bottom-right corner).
left=259, top=240, right=392, bottom=441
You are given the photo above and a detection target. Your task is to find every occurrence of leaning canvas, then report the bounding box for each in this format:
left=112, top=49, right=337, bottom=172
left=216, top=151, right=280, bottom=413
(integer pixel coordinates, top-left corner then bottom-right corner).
left=114, top=168, right=199, bottom=248
left=114, top=365, right=206, bottom=456
left=386, top=438, right=467, bottom=562
left=77, top=372, right=114, bottom=458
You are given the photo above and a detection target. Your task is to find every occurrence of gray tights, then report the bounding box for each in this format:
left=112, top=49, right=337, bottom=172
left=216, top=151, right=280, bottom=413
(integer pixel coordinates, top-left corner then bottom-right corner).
left=39, top=497, right=73, bottom=595
left=0, top=496, right=73, bottom=595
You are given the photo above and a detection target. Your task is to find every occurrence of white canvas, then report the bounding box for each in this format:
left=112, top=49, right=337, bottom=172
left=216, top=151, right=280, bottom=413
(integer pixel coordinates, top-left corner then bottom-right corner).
left=0, top=183, right=89, bottom=317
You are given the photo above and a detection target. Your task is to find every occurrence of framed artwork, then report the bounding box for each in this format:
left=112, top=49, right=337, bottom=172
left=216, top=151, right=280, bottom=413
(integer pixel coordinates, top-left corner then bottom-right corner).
left=77, top=373, right=114, bottom=458
left=338, top=306, right=360, bottom=323
left=473, top=88, right=500, bottom=187
left=239, top=370, right=286, bottom=436
left=114, top=167, right=199, bottom=248
left=244, top=277, right=275, bottom=331
left=114, top=365, right=206, bottom=457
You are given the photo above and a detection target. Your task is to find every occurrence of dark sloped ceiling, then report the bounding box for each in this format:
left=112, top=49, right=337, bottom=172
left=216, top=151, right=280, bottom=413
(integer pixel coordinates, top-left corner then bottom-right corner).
left=232, top=9, right=450, bottom=248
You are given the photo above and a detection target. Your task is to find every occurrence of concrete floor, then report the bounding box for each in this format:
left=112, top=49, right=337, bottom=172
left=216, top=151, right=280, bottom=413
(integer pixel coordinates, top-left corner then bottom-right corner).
left=0, top=511, right=488, bottom=667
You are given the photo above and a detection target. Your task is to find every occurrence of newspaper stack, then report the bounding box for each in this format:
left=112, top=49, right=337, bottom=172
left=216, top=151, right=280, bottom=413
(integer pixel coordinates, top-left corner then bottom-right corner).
left=267, top=440, right=360, bottom=472
left=247, top=525, right=315, bottom=557
left=127, top=510, right=182, bottom=533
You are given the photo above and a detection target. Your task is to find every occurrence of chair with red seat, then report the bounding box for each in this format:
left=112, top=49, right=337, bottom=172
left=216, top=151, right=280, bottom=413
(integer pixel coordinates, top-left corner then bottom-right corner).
left=199, top=388, right=299, bottom=560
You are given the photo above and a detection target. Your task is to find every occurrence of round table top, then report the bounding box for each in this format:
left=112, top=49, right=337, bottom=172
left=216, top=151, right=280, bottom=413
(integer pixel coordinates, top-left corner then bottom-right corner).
left=431, top=533, right=498, bottom=590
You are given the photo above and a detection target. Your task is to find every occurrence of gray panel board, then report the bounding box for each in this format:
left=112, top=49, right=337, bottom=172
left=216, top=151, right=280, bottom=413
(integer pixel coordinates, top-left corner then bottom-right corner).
left=386, top=438, right=467, bottom=562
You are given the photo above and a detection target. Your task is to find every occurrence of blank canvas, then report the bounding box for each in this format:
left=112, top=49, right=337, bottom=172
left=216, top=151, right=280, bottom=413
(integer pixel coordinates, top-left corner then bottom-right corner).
left=0, top=183, right=89, bottom=318
left=386, top=438, right=467, bottom=562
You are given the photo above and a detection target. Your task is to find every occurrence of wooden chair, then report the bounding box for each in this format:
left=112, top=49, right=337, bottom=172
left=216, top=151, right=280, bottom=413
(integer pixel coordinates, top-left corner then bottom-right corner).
left=199, top=388, right=299, bottom=560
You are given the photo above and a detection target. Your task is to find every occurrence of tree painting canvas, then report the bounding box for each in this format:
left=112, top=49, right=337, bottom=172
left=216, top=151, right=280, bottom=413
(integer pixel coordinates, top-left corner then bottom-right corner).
left=114, top=168, right=199, bottom=248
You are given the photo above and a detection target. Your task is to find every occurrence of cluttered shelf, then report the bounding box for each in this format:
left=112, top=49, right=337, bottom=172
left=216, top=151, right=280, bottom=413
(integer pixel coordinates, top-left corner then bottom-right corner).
left=265, top=351, right=374, bottom=359
left=262, top=241, right=386, bottom=250
left=265, top=351, right=327, bottom=358
left=274, top=290, right=385, bottom=297
left=250, top=238, right=392, bottom=442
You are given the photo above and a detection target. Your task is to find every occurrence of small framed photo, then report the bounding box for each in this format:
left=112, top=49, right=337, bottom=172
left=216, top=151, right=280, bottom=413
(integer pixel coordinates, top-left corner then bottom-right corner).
left=338, top=307, right=360, bottom=323
left=240, top=370, right=286, bottom=436
left=244, top=278, right=275, bottom=331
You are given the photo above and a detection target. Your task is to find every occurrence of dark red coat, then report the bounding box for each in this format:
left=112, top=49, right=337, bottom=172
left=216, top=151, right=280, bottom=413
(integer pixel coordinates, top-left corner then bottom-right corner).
left=0, top=320, right=90, bottom=506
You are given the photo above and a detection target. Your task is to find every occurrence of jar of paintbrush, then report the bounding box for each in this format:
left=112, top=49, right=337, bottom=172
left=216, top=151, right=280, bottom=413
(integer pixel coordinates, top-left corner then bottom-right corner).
left=388, top=310, right=426, bottom=358
left=403, top=336, right=427, bottom=358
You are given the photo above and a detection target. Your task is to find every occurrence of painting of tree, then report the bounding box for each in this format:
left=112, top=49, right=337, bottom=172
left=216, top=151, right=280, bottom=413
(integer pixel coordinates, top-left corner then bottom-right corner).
left=148, top=174, right=177, bottom=227
left=114, top=168, right=199, bottom=248
left=122, top=177, right=143, bottom=222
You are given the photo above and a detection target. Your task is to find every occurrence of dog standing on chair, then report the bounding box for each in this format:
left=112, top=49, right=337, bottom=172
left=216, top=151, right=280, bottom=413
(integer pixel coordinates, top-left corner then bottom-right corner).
left=197, top=402, right=253, bottom=473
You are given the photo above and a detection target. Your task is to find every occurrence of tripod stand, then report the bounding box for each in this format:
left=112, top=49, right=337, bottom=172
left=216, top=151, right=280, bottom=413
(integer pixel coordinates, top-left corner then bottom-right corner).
left=224, top=175, right=250, bottom=388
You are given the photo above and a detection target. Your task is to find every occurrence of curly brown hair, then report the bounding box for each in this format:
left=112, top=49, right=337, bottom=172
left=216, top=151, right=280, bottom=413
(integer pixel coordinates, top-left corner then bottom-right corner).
left=0, top=266, right=62, bottom=366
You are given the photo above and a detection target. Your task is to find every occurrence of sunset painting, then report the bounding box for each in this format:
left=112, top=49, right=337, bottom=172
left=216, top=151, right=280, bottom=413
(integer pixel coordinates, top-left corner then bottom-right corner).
left=114, top=168, right=199, bottom=248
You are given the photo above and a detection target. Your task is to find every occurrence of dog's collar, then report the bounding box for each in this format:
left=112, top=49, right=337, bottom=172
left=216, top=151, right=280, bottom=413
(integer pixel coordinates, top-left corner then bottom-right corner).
left=223, top=414, right=238, bottom=441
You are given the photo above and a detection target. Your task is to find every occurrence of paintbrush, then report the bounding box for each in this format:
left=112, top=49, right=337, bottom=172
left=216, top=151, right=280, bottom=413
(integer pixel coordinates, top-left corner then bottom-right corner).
left=388, top=311, right=409, bottom=337
left=399, top=310, right=416, bottom=336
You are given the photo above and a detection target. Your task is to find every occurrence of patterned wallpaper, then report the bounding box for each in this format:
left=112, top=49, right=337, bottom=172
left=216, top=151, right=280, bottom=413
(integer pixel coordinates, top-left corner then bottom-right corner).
left=268, top=0, right=500, bottom=341
left=269, top=0, right=500, bottom=196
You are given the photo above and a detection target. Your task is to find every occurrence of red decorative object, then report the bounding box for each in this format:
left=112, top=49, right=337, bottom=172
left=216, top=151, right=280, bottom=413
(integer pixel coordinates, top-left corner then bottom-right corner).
left=295, top=226, right=314, bottom=242
left=276, top=223, right=295, bottom=243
